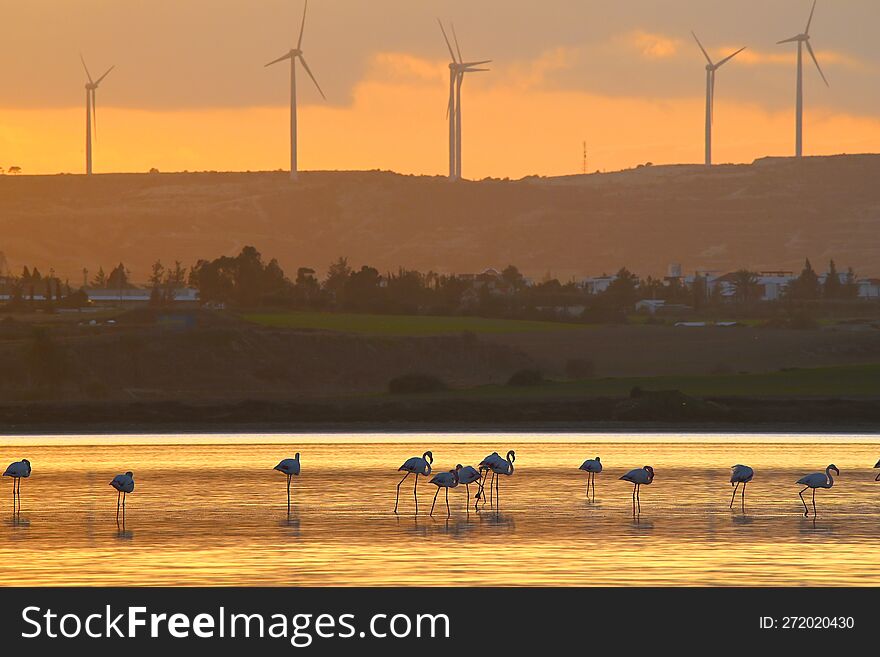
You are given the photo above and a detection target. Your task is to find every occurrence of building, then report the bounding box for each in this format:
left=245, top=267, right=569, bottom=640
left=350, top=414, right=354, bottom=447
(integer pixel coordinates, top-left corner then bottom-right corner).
left=581, top=275, right=616, bottom=295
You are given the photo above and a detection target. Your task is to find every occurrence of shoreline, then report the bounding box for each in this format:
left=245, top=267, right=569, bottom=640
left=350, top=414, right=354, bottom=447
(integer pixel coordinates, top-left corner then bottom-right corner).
left=1, top=396, right=879, bottom=436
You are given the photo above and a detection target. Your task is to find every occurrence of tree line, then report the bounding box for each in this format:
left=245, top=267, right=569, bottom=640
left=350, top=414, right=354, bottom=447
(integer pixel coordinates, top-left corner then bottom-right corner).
left=0, top=247, right=868, bottom=321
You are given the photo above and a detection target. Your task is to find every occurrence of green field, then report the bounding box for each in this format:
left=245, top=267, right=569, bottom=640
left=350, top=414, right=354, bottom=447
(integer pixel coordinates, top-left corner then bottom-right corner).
left=430, top=363, right=880, bottom=399
left=244, top=311, right=582, bottom=336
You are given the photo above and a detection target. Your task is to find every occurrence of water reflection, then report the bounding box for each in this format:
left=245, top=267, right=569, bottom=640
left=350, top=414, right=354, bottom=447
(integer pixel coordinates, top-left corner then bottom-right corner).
left=0, top=438, right=878, bottom=586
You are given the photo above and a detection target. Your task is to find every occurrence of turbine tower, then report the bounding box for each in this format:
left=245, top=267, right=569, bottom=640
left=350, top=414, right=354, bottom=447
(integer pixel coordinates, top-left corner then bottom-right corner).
left=691, top=33, right=745, bottom=166
left=80, top=55, right=114, bottom=176
left=438, top=20, right=490, bottom=180
left=265, top=0, right=326, bottom=181
left=778, top=0, right=829, bottom=158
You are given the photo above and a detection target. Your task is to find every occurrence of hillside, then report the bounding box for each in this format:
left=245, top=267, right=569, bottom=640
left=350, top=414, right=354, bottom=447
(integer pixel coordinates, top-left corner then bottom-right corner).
left=1, top=154, right=879, bottom=281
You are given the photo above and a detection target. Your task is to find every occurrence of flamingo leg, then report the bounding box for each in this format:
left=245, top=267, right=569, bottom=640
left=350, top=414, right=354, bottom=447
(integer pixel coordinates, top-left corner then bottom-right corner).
left=430, top=487, right=440, bottom=516
left=445, top=487, right=450, bottom=518
left=495, top=475, right=500, bottom=511
left=812, top=488, right=817, bottom=517
left=798, top=486, right=809, bottom=517
left=116, top=490, right=120, bottom=523
left=414, top=474, right=419, bottom=514
left=287, top=474, right=292, bottom=511
left=476, top=470, right=486, bottom=502
left=591, top=473, right=596, bottom=502
left=632, top=484, right=636, bottom=515
left=465, top=484, right=470, bottom=513
left=741, top=482, right=746, bottom=513
left=636, top=484, right=641, bottom=514
left=394, top=472, right=409, bottom=513
left=729, top=482, right=739, bottom=509
left=586, top=474, right=590, bottom=498
left=490, top=472, right=496, bottom=506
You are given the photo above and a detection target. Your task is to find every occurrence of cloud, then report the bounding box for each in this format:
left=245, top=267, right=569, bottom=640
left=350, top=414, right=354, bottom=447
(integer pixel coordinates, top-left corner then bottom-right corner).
left=728, top=47, right=866, bottom=70
left=625, top=30, right=683, bottom=59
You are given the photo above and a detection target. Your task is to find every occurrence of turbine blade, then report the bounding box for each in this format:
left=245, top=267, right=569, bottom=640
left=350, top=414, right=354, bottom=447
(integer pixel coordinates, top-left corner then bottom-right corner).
left=805, top=0, right=817, bottom=35
left=451, top=23, right=464, bottom=64
left=691, top=31, right=713, bottom=66
left=265, top=52, right=293, bottom=67
left=446, top=72, right=454, bottom=119
left=95, top=65, right=114, bottom=85
left=437, top=19, right=457, bottom=62
left=462, top=60, right=492, bottom=67
left=297, top=0, right=308, bottom=50
left=298, top=54, right=326, bottom=100
left=777, top=35, right=801, bottom=44
left=463, top=68, right=490, bottom=72
left=715, top=47, right=746, bottom=69
left=805, top=40, right=829, bottom=86
left=80, top=53, right=94, bottom=84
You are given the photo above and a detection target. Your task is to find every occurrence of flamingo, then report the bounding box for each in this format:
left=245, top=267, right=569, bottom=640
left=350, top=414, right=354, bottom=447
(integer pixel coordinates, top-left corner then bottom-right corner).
left=430, top=465, right=461, bottom=517
left=619, top=466, right=654, bottom=515
left=477, top=451, right=504, bottom=506
left=394, top=450, right=433, bottom=514
left=457, top=465, right=482, bottom=511
left=3, top=459, right=31, bottom=512
left=729, top=464, right=754, bottom=512
left=579, top=457, right=602, bottom=501
left=874, top=459, right=880, bottom=482
left=109, top=471, right=135, bottom=523
left=488, top=451, right=515, bottom=509
left=797, top=464, right=839, bottom=517
left=274, top=454, right=301, bottom=511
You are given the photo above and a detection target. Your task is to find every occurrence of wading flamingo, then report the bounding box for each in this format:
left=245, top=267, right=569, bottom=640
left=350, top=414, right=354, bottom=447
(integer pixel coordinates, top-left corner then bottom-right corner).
left=488, top=451, right=515, bottom=509
left=430, top=465, right=461, bottom=517
left=729, top=464, right=754, bottom=512
left=620, top=466, right=654, bottom=515
left=797, top=464, right=838, bottom=517
left=457, top=465, right=482, bottom=511
left=274, top=454, right=301, bottom=511
left=3, top=459, right=31, bottom=513
left=395, top=451, right=433, bottom=514
left=477, top=451, right=504, bottom=506
left=579, top=457, right=602, bottom=501
left=874, top=459, right=880, bottom=481
left=109, top=471, right=135, bottom=524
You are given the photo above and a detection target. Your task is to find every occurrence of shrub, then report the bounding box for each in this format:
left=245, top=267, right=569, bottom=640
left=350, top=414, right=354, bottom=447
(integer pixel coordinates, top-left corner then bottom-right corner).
left=388, top=373, right=447, bottom=394
left=507, top=369, right=543, bottom=386
left=565, top=358, right=595, bottom=379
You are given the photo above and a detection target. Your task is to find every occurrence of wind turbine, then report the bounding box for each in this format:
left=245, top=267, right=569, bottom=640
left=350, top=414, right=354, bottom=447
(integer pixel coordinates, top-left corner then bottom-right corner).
left=265, top=0, right=326, bottom=181
left=80, top=55, right=114, bottom=176
left=438, top=20, right=490, bottom=180
left=778, top=0, right=829, bottom=158
left=691, top=33, right=745, bottom=166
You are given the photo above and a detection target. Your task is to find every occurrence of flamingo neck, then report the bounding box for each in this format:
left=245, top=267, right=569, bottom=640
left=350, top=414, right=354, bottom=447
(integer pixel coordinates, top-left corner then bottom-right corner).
left=825, top=467, right=835, bottom=488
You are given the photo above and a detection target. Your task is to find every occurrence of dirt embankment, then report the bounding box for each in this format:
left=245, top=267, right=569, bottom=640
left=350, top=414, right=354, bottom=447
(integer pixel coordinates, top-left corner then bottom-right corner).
left=0, top=311, right=533, bottom=401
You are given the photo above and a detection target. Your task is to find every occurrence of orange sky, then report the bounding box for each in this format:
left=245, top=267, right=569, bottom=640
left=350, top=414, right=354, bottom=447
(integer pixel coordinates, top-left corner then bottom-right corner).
left=2, top=0, right=880, bottom=177
left=3, top=49, right=880, bottom=178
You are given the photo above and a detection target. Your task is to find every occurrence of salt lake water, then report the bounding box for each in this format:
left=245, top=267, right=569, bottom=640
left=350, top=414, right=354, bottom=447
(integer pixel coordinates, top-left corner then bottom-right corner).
left=0, top=433, right=878, bottom=586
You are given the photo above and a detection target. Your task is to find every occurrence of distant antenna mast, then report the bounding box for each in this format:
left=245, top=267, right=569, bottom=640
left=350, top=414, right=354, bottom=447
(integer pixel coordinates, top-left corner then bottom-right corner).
left=582, top=141, right=587, bottom=174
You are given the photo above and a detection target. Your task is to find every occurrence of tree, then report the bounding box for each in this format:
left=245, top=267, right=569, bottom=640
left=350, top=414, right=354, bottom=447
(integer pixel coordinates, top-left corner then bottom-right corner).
left=344, top=265, right=383, bottom=311
left=501, top=265, right=525, bottom=292
left=842, top=267, right=859, bottom=299
left=601, top=267, right=639, bottom=311
left=107, top=263, right=130, bottom=289
left=788, top=258, right=819, bottom=300
left=91, top=266, right=107, bottom=288
left=149, top=260, right=165, bottom=289
left=323, top=257, right=351, bottom=302
left=731, top=269, right=760, bottom=305
left=823, top=259, right=841, bottom=299
left=7, top=166, right=21, bottom=175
